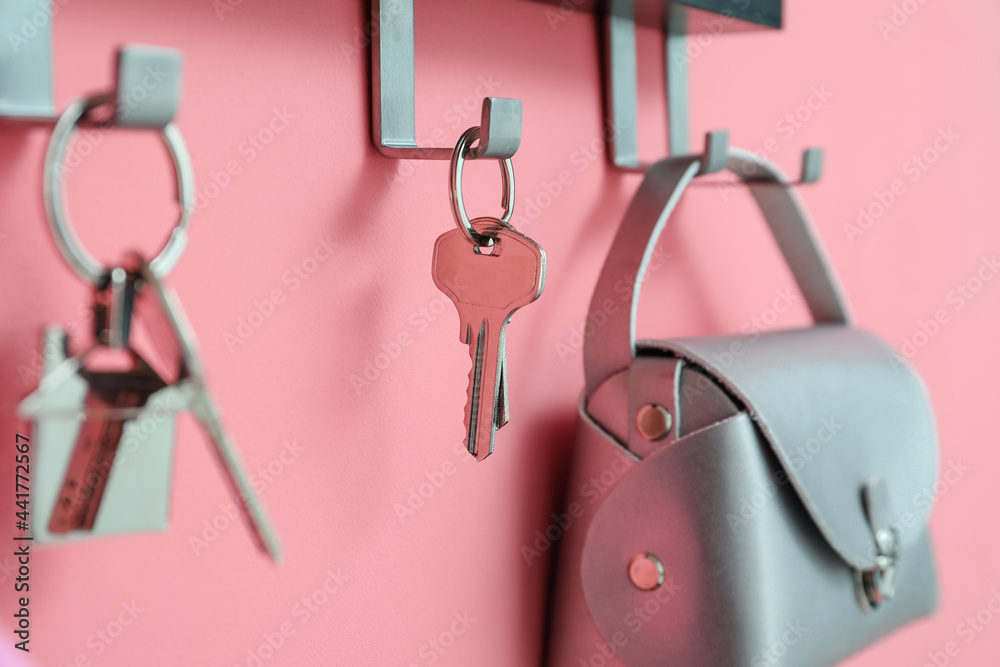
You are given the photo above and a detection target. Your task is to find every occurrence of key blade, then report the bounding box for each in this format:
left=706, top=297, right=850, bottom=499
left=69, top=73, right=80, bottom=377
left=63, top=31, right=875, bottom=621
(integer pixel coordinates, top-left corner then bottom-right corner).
left=496, top=329, right=509, bottom=430
left=187, top=385, right=283, bottom=564
left=464, top=318, right=501, bottom=461
left=136, top=256, right=282, bottom=563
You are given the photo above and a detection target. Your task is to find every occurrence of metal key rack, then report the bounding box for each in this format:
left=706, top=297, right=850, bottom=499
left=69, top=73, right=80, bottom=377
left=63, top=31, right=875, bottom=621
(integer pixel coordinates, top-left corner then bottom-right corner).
left=371, top=0, right=820, bottom=182
left=0, top=0, right=182, bottom=128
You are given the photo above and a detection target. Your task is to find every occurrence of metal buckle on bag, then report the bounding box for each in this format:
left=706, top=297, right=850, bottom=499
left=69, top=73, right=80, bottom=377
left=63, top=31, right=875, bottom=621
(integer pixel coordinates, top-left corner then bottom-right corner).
left=854, top=478, right=900, bottom=612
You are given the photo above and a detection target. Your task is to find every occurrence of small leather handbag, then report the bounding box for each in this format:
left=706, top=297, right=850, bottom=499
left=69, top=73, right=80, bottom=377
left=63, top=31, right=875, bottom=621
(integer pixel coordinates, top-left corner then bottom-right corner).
left=548, top=148, right=940, bottom=667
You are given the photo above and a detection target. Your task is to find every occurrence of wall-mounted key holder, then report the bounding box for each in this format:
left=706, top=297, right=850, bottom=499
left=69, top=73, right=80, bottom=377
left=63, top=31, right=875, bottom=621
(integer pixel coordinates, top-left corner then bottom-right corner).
left=371, top=0, right=522, bottom=160
left=18, top=253, right=285, bottom=562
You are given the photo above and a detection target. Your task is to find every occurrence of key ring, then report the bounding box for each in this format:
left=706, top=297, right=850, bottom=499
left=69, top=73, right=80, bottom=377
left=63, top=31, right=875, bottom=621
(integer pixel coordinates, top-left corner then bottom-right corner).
left=43, top=93, right=195, bottom=286
left=450, top=126, right=515, bottom=247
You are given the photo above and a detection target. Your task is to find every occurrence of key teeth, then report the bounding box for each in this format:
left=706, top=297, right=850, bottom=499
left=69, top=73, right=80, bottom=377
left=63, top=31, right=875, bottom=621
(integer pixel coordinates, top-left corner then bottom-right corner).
left=464, top=358, right=476, bottom=456
left=463, top=358, right=492, bottom=462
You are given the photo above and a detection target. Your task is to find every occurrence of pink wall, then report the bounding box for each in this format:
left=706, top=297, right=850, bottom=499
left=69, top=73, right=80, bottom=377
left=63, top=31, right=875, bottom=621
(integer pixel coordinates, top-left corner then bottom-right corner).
left=0, top=0, right=997, bottom=665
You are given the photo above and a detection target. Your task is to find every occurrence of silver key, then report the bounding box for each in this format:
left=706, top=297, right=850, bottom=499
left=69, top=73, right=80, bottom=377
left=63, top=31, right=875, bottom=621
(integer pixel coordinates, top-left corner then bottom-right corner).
left=432, top=218, right=545, bottom=461
left=131, top=255, right=283, bottom=563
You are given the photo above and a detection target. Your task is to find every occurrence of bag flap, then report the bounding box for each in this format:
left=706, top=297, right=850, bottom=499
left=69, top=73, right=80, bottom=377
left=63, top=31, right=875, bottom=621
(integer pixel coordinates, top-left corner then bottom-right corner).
left=640, top=324, right=939, bottom=571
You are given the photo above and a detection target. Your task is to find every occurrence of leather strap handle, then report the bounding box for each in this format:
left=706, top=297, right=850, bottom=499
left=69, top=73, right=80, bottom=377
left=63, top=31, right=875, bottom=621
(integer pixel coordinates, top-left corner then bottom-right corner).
left=584, top=148, right=852, bottom=395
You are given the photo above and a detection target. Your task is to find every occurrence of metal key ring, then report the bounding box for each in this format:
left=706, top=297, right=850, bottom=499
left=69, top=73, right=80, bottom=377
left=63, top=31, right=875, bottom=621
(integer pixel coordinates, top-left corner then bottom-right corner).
left=43, top=93, right=195, bottom=285
left=450, top=126, right=515, bottom=247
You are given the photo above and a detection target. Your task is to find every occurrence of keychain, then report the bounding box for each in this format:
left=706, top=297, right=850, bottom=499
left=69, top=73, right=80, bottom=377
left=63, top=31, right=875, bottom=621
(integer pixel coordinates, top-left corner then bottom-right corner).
left=18, top=93, right=281, bottom=562
left=431, top=127, right=547, bottom=461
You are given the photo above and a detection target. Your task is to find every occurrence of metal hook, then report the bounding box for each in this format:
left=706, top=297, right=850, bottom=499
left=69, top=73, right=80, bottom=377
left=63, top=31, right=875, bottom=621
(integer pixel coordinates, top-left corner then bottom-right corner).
left=0, top=6, right=183, bottom=129
left=738, top=146, right=825, bottom=185
left=799, top=148, right=824, bottom=184
left=596, top=0, right=821, bottom=184
left=371, top=0, right=522, bottom=161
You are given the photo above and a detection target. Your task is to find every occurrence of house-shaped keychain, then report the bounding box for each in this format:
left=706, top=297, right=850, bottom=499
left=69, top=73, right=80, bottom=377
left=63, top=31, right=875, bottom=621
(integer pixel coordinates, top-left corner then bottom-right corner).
left=15, top=73, right=281, bottom=562
left=19, top=321, right=184, bottom=542
left=19, top=255, right=281, bottom=562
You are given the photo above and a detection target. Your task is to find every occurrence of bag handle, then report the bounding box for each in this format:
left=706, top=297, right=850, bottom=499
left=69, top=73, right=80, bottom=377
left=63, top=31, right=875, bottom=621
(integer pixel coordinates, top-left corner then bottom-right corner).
left=584, top=148, right=851, bottom=395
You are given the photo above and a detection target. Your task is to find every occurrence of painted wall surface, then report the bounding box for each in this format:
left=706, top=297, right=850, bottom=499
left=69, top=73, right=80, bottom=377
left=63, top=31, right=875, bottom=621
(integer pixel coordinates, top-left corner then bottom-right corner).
left=0, top=0, right=997, bottom=665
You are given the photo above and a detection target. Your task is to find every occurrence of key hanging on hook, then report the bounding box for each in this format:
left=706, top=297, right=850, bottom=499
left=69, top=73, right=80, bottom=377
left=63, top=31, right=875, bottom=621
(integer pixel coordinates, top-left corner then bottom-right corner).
left=18, top=91, right=282, bottom=563
left=431, top=127, right=546, bottom=461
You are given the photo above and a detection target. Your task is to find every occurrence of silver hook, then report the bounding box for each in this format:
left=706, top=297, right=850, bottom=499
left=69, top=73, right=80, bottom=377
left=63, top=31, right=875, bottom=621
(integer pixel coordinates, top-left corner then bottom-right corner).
left=371, top=0, right=522, bottom=161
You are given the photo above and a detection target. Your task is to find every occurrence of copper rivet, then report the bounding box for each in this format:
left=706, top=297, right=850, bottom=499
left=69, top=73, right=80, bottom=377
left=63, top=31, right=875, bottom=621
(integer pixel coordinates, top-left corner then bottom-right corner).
left=635, top=404, right=672, bottom=441
left=628, top=553, right=665, bottom=591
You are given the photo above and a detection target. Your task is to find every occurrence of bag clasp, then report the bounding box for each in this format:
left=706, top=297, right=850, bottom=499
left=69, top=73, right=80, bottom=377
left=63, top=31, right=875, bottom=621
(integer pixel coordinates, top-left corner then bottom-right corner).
left=855, top=477, right=900, bottom=612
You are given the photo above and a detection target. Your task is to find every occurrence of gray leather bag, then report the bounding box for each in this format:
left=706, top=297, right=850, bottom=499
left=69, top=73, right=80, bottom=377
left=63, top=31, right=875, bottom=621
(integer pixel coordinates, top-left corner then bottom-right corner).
left=548, top=149, right=940, bottom=667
